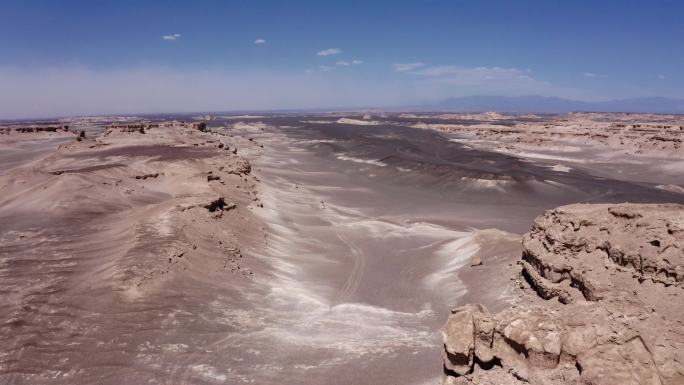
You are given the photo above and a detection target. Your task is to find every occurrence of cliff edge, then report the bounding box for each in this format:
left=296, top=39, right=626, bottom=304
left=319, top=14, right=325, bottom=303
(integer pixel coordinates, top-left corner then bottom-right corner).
left=442, top=203, right=684, bottom=385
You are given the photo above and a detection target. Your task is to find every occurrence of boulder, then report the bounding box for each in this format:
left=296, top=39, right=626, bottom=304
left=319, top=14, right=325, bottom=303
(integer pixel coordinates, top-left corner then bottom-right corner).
left=443, top=304, right=482, bottom=375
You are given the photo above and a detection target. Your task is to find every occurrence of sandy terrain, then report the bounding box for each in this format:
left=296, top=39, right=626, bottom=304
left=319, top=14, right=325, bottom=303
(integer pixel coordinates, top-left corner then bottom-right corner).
left=406, top=112, right=684, bottom=186
left=0, top=122, right=266, bottom=384
left=1, top=113, right=683, bottom=385
left=224, top=115, right=683, bottom=384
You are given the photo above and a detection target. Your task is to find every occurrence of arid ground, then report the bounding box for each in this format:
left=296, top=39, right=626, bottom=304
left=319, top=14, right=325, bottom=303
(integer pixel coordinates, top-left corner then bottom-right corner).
left=1, top=113, right=683, bottom=384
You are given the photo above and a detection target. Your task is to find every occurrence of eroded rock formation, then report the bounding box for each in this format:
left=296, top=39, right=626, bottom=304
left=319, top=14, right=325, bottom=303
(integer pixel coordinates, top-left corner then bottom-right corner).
left=412, top=112, right=684, bottom=157
left=0, top=125, right=70, bottom=134
left=442, top=203, right=684, bottom=385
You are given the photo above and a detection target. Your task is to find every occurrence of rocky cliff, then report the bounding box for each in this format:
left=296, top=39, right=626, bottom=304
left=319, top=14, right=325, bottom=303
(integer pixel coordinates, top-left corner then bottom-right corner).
left=442, top=203, right=684, bottom=385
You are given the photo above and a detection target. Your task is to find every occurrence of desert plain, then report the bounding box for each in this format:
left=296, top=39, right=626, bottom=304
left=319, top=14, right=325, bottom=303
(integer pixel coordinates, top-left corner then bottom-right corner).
left=0, top=112, right=683, bottom=385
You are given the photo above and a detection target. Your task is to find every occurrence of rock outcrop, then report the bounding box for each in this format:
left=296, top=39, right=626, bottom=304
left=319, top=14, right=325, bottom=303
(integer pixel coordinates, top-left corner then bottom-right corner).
left=442, top=203, right=684, bottom=385
left=229, top=157, right=252, bottom=175
left=412, top=112, right=684, bottom=157
left=0, top=119, right=266, bottom=384
left=0, top=125, right=70, bottom=134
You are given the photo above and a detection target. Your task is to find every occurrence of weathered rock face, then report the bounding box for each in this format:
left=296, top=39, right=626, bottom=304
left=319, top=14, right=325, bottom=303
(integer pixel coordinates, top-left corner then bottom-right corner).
left=442, top=203, right=684, bottom=385
left=230, top=157, right=252, bottom=175
left=523, top=204, right=683, bottom=302
left=0, top=125, right=70, bottom=134
left=413, top=112, right=684, bottom=157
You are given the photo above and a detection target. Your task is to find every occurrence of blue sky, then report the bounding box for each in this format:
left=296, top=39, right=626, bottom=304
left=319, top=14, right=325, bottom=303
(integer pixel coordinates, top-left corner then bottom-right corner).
left=1, top=0, right=682, bottom=118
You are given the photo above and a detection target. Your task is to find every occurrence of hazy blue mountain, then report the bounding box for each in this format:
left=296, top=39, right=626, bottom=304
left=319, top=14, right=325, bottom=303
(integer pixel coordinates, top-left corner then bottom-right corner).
left=422, top=95, right=684, bottom=114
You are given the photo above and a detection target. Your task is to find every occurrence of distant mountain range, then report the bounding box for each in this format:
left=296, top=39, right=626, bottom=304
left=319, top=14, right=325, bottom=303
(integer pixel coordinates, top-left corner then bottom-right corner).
left=417, top=95, right=684, bottom=114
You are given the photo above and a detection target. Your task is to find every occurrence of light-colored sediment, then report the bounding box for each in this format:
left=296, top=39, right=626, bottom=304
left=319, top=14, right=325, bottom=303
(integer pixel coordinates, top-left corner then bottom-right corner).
left=0, top=121, right=266, bottom=383
left=441, top=203, right=684, bottom=385
left=411, top=112, right=684, bottom=158
left=3, top=112, right=684, bottom=385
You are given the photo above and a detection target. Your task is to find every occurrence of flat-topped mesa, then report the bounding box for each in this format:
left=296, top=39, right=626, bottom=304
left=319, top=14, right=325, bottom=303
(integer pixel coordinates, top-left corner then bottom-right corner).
left=0, top=125, right=70, bottom=134
left=413, top=112, right=684, bottom=156
left=104, top=121, right=207, bottom=135
left=442, top=203, right=684, bottom=385
left=106, top=123, right=159, bottom=134
left=158, top=120, right=207, bottom=132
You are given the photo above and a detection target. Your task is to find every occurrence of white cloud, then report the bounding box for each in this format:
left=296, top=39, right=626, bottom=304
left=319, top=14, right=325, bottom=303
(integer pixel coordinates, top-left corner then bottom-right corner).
left=583, top=72, right=596, bottom=77
left=319, top=65, right=336, bottom=72
left=352, top=60, right=363, bottom=65
left=162, top=33, right=181, bottom=41
left=391, top=63, right=588, bottom=98
left=657, top=74, right=667, bottom=79
left=317, top=48, right=341, bottom=56
left=254, top=39, right=266, bottom=44
left=409, top=65, right=462, bottom=76
left=336, top=61, right=350, bottom=66
left=393, top=62, right=425, bottom=72
left=401, top=65, right=539, bottom=83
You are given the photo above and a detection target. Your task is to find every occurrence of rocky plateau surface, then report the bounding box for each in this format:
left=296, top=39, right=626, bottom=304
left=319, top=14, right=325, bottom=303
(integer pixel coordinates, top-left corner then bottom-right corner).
left=442, top=203, right=684, bottom=385
left=411, top=112, right=684, bottom=157
left=0, top=120, right=268, bottom=383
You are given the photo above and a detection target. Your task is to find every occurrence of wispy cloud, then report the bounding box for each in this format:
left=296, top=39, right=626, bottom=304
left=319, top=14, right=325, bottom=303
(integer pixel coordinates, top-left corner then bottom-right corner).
left=336, top=61, right=350, bottom=66
left=319, top=65, right=335, bottom=72
left=162, top=33, right=181, bottom=41
left=317, top=48, right=342, bottom=56
left=391, top=63, right=586, bottom=98
left=254, top=38, right=266, bottom=44
left=409, top=65, right=463, bottom=76
left=352, top=60, right=363, bottom=65
left=583, top=72, right=596, bottom=77
left=402, top=65, right=536, bottom=82
left=393, top=62, right=425, bottom=72
left=657, top=74, right=667, bottom=79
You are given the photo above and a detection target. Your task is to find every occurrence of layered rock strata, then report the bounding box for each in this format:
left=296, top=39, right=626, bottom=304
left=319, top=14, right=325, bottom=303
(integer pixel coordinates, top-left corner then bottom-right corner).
left=442, top=203, right=684, bottom=385
left=412, top=112, right=684, bottom=157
